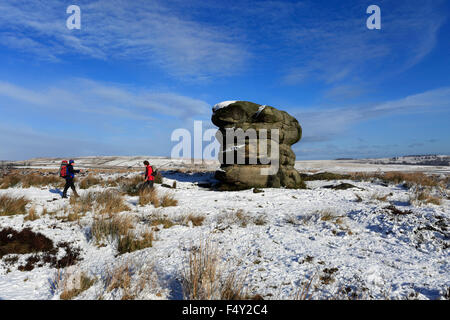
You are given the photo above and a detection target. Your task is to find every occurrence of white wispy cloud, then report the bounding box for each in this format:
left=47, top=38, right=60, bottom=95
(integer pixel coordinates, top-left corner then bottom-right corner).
left=294, top=87, right=450, bottom=143
left=0, top=122, right=122, bottom=160
left=280, top=1, right=447, bottom=85
left=0, top=78, right=213, bottom=159
left=0, top=0, right=248, bottom=80
left=0, top=79, right=210, bottom=120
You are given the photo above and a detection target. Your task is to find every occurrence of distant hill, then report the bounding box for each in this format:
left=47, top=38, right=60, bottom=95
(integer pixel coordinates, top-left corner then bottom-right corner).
left=362, top=155, right=449, bottom=166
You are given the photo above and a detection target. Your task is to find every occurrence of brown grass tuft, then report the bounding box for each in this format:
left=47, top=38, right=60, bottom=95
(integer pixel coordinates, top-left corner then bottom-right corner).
left=154, top=171, right=163, bottom=184
left=160, top=192, right=178, bottom=207
left=139, top=187, right=160, bottom=207
left=0, top=174, right=22, bottom=189
left=181, top=241, right=248, bottom=300
left=91, top=214, right=135, bottom=245
left=60, top=272, right=95, bottom=300
left=148, top=213, right=175, bottom=229
left=24, top=206, right=39, bottom=221
left=294, top=274, right=316, bottom=300
left=106, top=262, right=133, bottom=295
left=114, top=175, right=143, bottom=196
left=0, top=173, right=64, bottom=189
left=411, top=190, right=443, bottom=206
left=0, top=194, right=30, bottom=216
left=71, top=190, right=129, bottom=215
left=349, top=171, right=440, bottom=188
left=96, top=190, right=129, bottom=214
left=117, top=230, right=153, bottom=255
left=184, top=213, right=205, bottom=227
left=79, top=175, right=102, bottom=189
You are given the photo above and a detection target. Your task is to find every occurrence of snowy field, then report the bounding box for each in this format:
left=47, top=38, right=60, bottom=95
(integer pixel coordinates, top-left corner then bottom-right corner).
left=0, top=158, right=448, bottom=300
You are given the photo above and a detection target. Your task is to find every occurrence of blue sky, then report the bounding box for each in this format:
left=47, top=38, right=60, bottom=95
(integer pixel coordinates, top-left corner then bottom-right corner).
left=0, top=0, right=449, bottom=160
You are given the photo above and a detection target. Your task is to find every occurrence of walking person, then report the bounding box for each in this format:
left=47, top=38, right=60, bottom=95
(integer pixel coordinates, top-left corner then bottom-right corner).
left=61, top=159, right=81, bottom=198
left=142, top=160, right=155, bottom=189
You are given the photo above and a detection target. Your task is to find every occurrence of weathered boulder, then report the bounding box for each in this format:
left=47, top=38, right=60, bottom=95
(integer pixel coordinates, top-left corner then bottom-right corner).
left=212, top=101, right=304, bottom=189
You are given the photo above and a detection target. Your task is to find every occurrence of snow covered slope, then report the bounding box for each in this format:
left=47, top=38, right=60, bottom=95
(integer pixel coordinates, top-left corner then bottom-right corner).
left=0, top=164, right=448, bottom=300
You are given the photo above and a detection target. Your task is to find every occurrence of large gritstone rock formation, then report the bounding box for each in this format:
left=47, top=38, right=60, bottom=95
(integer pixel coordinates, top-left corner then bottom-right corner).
left=212, top=101, right=304, bottom=189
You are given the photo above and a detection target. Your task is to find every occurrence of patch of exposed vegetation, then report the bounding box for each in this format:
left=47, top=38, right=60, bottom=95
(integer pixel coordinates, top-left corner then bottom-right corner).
left=0, top=194, right=30, bottom=216
left=0, top=227, right=82, bottom=271
left=323, top=183, right=362, bottom=190
left=384, top=205, right=412, bottom=215
left=300, top=172, right=351, bottom=181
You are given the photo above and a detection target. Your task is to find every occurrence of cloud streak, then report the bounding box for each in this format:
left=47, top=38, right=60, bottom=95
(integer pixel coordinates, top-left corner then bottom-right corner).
left=280, top=1, right=447, bottom=85
left=0, top=0, right=248, bottom=80
left=294, top=87, right=450, bottom=143
left=0, top=79, right=210, bottom=121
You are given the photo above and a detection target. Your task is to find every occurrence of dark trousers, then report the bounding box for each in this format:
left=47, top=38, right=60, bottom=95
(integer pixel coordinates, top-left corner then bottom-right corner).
left=62, top=178, right=78, bottom=197
left=142, top=180, right=154, bottom=189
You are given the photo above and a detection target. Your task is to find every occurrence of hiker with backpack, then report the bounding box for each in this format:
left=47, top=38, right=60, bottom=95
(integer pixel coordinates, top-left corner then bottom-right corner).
left=60, top=159, right=81, bottom=198
left=142, top=160, right=155, bottom=189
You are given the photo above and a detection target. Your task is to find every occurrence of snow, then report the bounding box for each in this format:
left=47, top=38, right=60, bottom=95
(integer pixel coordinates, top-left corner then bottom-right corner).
left=0, top=163, right=449, bottom=300
left=253, top=105, right=266, bottom=118
left=212, top=101, right=237, bottom=113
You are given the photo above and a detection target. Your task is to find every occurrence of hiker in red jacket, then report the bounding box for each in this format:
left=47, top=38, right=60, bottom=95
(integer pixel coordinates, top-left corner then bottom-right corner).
left=61, top=159, right=81, bottom=198
left=143, top=160, right=155, bottom=189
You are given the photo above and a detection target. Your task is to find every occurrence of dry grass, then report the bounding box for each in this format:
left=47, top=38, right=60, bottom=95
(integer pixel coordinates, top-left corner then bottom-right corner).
left=349, top=171, right=440, bottom=188
left=217, top=209, right=267, bottom=228
left=147, top=212, right=175, bottom=229
left=384, top=205, right=412, bottom=215
left=294, top=274, right=316, bottom=300
left=69, top=191, right=96, bottom=214
left=154, top=171, right=163, bottom=184
left=114, top=175, right=144, bottom=196
left=24, top=206, right=39, bottom=221
left=65, top=211, right=83, bottom=223
left=0, top=194, right=30, bottom=216
left=354, top=193, right=363, bottom=202
left=371, top=192, right=391, bottom=202
left=102, top=260, right=162, bottom=300
left=184, top=213, right=205, bottom=227
left=71, top=190, right=129, bottom=215
left=411, top=190, right=443, bottom=206
left=91, top=214, right=151, bottom=254
left=139, top=188, right=160, bottom=207
left=117, top=230, right=153, bottom=255
left=0, top=174, right=22, bottom=189
left=79, top=175, right=102, bottom=189
left=318, top=209, right=343, bottom=222
left=96, top=190, right=129, bottom=214
left=60, top=272, right=96, bottom=300
left=91, top=214, right=135, bottom=244
left=105, top=262, right=133, bottom=295
left=182, top=241, right=219, bottom=299
left=181, top=241, right=248, bottom=300
left=160, top=192, right=178, bottom=207
left=301, top=172, right=350, bottom=181
left=0, top=173, right=64, bottom=189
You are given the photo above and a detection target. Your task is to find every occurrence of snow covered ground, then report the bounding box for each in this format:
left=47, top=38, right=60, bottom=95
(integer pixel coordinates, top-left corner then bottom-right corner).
left=0, top=162, right=448, bottom=300
left=8, top=155, right=449, bottom=175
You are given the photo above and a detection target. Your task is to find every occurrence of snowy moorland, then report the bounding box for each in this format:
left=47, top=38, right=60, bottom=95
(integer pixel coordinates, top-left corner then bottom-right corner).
left=0, top=159, right=448, bottom=300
